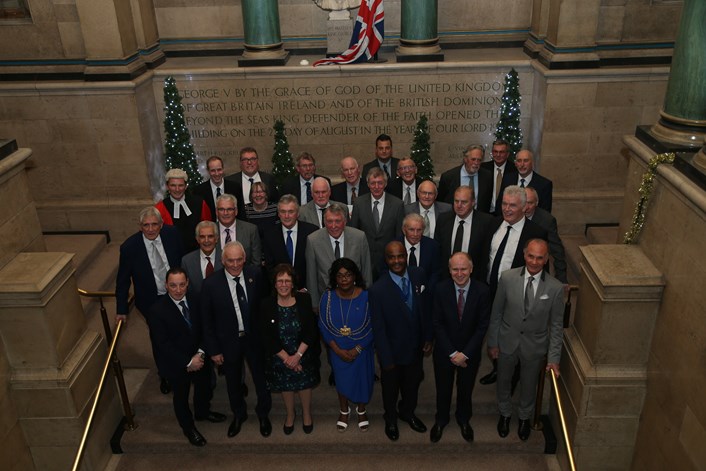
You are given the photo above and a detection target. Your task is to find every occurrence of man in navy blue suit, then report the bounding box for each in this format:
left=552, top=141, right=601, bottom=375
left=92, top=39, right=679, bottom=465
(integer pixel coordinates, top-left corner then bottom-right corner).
left=147, top=268, right=226, bottom=447
left=200, top=241, right=272, bottom=439
left=398, top=213, right=441, bottom=290
left=430, top=252, right=491, bottom=443
left=370, top=241, right=432, bottom=441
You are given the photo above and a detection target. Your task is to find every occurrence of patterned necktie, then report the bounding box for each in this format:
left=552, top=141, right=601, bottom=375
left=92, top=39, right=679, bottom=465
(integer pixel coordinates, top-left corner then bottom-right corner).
left=178, top=300, right=192, bottom=328
left=152, top=241, right=167, bottom=283
left=409, top=247, right=418, bottom=267
left=453, top=220, right=465, bottom=253
left=404, top=187, right=412, bottom=205
left=423, top=210, right=430, bottom=237
left=205, top=256, right=214, bottom=278
left=286, top=229, right=294, bottom=264
left=524, top=276, right=535, bottom=314
left=225, top=227, right=232, bottom=243
left=457, top=288, right=465, bottom=321
left=305, top=181, right=312, bottom=203
left=351, top=187, right=357, bottom=204
left=334, top=240, right=341, bottom=259
left=373, top=201, right=380, bottom=231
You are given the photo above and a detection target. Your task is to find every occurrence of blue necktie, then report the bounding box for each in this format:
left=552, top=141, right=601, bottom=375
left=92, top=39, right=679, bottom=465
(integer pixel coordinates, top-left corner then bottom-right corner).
left=401, top=277, right=412, bottom=310
left=286, top=229, right=294, bottom=264
left=178, top=300, right=192, bottom=328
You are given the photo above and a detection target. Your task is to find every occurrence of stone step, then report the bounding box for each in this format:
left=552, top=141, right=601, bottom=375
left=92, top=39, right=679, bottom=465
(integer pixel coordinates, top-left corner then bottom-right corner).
left=44, top=233, right=107, bottom=275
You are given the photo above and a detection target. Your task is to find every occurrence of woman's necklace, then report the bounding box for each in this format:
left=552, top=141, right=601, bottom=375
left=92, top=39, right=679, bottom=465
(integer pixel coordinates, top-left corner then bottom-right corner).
left=338, top=292, right=354, bottom=336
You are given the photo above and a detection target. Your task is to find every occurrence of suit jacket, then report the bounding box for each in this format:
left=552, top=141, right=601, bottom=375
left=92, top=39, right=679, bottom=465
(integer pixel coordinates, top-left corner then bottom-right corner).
left=218, top=219, right=262, bottom=267
left=486, top=216, right=549, bottom=281
left=261, top=220, right=318, bottom=289
left=437, top=165, right=494, bottom=213
left=529, top=208, right=567, bottom=283
left=279, top=174, right=330, bottom=205
left=487, top=267, right=565, bottom=363
left=387, top=177, right=424, bottom=202
left=481, top=161, right=518, bottom=214
left=181, top=247, right=223, bottom=295
left=298, top=200, right=327, bottom=228
left=362, top=157, right=400, bottom=181
left=330, top=178, right=370, bottom=205
left=155, top=196, right=212, bottom=253
left=259, top=292, right=318, bottom=357
left=434, top=210, right=495, bottom=282
left=383, top=235, right=441, bottom=289
left=349, top=193, right=405, bottom=278
left=225, top=171, right=279, bottom=220
left=147, top=293, right=204, bottom=380
left=192, top=179, right=239, bottom=222
left=200, top=265, right=263, bottom=359
left=305, top=226, right=373, bottom=305
left=115, top=225, right=183, bottom=315
left=404, top=201, right=452, bottom=239
left=370, top=267, right=432, bottom=369
left=499, top=171, right=553, bottom=213
left=432, top=278, right=491, bottom=364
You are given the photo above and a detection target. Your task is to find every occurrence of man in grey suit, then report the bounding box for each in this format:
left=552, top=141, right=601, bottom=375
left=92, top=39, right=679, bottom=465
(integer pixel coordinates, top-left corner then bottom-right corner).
left=182, top=221, right=222, bottom=295
left=524, top=187, right=567, bottom=283
left=305, top=202, right=373, bottom=306
left=350, top=167, right=405, bottom=280
left=215, top=194, right=262, bottom=266
left=404, top=180, right=452, bottom=239
left=487, top=239, right=564, bottom=441
left=299, top=177, right=334, bottom=228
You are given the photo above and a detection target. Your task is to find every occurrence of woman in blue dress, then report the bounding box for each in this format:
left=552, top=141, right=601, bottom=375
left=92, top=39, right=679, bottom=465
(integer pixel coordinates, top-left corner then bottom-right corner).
left=318, top=258, right=375, bottom=432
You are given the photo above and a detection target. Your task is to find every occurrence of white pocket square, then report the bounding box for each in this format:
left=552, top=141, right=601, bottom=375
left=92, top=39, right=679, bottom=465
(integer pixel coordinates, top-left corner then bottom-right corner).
left=539, top=294, right=550, bottom=300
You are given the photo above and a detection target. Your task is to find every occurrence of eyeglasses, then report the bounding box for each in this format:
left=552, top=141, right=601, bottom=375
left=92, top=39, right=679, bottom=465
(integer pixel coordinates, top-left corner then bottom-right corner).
left=336, top=272, right=354, bottom=279
left=240, top=157, right=258, bottom=163
left=217, top=207, right=236, bottom=212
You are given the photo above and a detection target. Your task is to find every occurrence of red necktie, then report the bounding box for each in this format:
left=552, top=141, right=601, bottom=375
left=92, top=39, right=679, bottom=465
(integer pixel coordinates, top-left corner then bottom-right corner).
left=457, top=288, right=465, bottom=321
left=205, top=256, right=214, bottom=278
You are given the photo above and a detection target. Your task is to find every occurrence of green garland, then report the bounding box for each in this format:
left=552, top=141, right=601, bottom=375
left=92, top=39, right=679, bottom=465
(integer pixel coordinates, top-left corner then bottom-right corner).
left=623, top=152, right=675, bottom=244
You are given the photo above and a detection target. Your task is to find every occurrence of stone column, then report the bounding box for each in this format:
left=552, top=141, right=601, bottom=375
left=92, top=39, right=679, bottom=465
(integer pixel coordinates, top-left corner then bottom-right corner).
left=238, top=0, right=289, bottom=67
left=397, top=0, right=443, bottom=62
left=556, top=245, right=664, bottom=471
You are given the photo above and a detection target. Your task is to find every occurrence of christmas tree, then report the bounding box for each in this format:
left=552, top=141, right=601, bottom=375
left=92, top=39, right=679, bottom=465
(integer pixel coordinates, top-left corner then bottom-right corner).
left=494, top=68, right=523, bottom=159
left=271, top=120, right=295, bottom=190
left=410, top=114, right=435, bottom=180
left=162, top=76, right=202, bottom=187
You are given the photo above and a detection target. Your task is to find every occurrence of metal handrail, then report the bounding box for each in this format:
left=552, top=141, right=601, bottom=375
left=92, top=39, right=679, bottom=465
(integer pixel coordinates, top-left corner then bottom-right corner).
left=72, top=320, right=124, bottom=471
left=550, top=369, right=577, bottom=471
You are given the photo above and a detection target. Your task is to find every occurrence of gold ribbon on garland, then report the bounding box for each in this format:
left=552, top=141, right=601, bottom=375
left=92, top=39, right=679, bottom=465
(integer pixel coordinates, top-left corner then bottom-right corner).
left=623, top=152, right=676, bottom=244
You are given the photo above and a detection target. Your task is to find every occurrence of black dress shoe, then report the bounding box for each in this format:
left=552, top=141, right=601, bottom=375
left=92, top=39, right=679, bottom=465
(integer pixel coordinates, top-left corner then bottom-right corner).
left=196, top=411, right=227, bottom=423
left=227, top=416, right=246, bottom=437
left=518, top=419, right=531, bottom=441
left=479, top=369, right=497, bottom=385
left=302, top=422, right=314, bottom=434
left=384, top=423, right=399, bottom=441
left=259, top=417, right=272, bottom=437
left=497, top=415, right=511, bottom=438
left=459, top=422, right=474, bottom=442
left=160, top=377, right=171, bottom=394
left=400, top=415, right=427, bottom=433
left=430, top=424, right=444, bottom=443
left=184, top=428, right=206, bottom=447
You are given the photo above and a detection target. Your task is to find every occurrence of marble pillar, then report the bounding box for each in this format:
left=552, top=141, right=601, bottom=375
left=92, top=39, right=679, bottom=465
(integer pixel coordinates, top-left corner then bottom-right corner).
left=555, top=245, right=664, bottom=471
left=397, top=0, right=443, bottom=62
left=238, top=0, right=289, bottom=67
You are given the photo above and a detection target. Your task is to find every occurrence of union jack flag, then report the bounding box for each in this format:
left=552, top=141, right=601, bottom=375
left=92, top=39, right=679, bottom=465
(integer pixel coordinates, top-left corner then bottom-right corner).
left=313, top=0, right=384, bottom=67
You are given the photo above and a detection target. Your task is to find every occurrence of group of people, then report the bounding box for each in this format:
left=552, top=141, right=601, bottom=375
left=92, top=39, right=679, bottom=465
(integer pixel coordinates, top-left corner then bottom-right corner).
left=115, top=134, right=567, bottom=448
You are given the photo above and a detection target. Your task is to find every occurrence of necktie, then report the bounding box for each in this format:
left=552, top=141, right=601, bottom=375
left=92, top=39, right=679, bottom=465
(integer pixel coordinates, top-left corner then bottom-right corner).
left=401, top=277, right=412, bottom=309
left=495, top=168, right=502, bottom=199
left=216, top=186, right=222, bottom=198
left=351, top=187, right=357, bottom=204
left=423, top=210, right=430, bottom=237
left=383, top=164, right=389, bottom=179
left=520, top=178, right=526, bottom=188
left=524, top=276, right=535, bottom=314
left=373, top=201, right=380, bottom=231
left=319, top=207, right=326, bottom=228
left=305, top=181, right=312, bottom=203
left=334, top=240, right=341, bottom=259
left=457, top=288, right=465, bottom=321
left=234, top=276, right=249, bottom=332
left=409, top=247, right=418, bottom=267
left=152, top=241, right=167, bottom=283
left=489, top=225, right=512, bottom=285
left=205, top=256, right=214, bottom=278
left=452, top=220, right=465, bottom=253
left=286, top=229, right=294, bottom=264
left=178, top=300, right=192, bottom=328
left=225, top=227, right=232, bottom=243
left=404, top=187, right=412, bottom=205
left=248, top=177, right=255, bottom=185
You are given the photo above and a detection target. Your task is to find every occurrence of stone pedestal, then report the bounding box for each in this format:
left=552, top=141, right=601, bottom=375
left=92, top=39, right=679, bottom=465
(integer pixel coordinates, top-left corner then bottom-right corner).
left=0, top=253, right=121, bottom=471
left=556, top=244, right=664, bottom=471
left=326, top=13, right=355, bottom=57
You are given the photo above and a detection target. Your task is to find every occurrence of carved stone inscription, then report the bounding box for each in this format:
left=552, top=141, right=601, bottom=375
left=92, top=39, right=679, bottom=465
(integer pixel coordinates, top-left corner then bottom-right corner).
left=163, top=72, right=532, bottom=174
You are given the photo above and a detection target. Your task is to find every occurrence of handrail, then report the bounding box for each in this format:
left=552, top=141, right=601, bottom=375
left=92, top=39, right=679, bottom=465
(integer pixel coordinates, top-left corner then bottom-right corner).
left=72, top=320, right=124, bottom=471
left=550, top=369, right=577, bottom=471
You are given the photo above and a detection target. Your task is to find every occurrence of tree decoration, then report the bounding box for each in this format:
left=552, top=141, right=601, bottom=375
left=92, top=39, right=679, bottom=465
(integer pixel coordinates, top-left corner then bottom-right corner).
left=494, top=68, right=523, bottom=159
left=410, top=114, right=435, bottom=180
left=623, top=152, right=675, bottom=244
left=163, top=76, right=202, bottom=187
left=271, top=120, right=296, bottom=190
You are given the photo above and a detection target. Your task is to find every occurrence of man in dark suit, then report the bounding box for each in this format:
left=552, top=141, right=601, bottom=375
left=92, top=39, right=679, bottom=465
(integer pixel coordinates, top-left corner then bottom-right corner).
left=215, top=194, right=262, bottom=266
left=437, top=145, right=493, bottom=213
left=262, top=194, right=318, bottom=289
left=525, top=187, right=567, bottom=283
left=155, top=168, right=212, bottom=253
left=434, top=186, right=494, bottom=283
left=487, top=239, right=564, bottom=441
left=362, top=133, right=399, bottom=181
left=193, top=156, right=239, bottom=222
left=397, top=213, right=441, bottom=289
left=225, top=146, right=279, bottom=220
left=330, top=156, right=370, bottom=205
left=278, top=151, right=330, bottom=205
left=349, top=167, right=405, bottom=280
left=480, top=139, right=518, bottom=214
left=201, top=241, right=272, bottom=438
left=371, top=241, right=433, bottom=441
left=430, top=252, right=491, bottom=443
left=182, top=221, right=221, bottom=295
left=387, top=157, right=423, bottom=204
left=499, top=149, right=553, bottom=213
left=404, top=180, right=452, bottom=239
left=147, top=268, right=226, bottom=447
left=116, top=206, right=183, bottom=394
